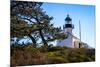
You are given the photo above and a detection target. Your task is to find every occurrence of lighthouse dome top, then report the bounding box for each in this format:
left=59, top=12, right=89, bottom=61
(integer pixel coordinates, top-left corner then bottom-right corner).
left=65, top=14, right=72, bottom=22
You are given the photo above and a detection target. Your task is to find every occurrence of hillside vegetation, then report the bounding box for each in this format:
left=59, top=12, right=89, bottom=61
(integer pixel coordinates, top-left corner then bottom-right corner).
left=11, top=44, right=95, bottom=66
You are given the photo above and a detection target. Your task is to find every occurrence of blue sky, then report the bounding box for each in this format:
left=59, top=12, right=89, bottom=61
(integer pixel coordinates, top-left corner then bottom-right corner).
left=41, top=2, right=95, bottom=48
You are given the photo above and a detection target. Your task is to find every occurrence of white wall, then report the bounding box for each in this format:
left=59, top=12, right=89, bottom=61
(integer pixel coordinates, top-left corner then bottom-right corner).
left=57, top=33, right=73, bottom=47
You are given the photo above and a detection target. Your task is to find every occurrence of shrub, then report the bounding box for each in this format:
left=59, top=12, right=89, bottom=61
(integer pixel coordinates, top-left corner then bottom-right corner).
left=11, top=44, right=95, bottom=66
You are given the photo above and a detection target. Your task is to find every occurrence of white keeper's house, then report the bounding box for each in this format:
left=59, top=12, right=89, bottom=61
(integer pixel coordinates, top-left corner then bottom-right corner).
left=57, top=14, right=88, bottom=48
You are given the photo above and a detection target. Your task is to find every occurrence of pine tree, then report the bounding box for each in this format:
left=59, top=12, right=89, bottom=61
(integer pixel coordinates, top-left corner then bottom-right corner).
left=11, top=1, right=67, bottom=47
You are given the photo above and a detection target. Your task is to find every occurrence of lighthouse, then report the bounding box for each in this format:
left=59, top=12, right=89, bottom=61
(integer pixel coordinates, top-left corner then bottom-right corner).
left=64, top=14, right=74, bottom=35
left=57, top=14, right=85, bottom=48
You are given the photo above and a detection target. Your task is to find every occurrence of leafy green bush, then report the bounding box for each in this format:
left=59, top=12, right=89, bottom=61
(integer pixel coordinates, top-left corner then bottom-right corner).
left=11, top=44, right=95, bottom=66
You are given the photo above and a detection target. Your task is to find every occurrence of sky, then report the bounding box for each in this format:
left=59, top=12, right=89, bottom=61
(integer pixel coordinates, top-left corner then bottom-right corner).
left=41, top=2, right=95, bottom=48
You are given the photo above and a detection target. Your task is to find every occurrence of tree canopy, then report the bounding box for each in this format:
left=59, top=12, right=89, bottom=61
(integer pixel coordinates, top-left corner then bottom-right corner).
left=11, top=1, right=67, bottom=47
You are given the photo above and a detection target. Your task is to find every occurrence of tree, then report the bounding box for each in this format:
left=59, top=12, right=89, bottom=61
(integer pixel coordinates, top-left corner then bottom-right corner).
left=11, top=1, right=41, bottom=46
left=11, top=1, right=67, bottom=47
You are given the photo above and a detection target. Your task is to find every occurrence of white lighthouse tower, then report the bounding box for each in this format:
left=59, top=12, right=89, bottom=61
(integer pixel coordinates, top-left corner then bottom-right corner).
left=57, top=14, right=89, bottom=48
left=64, top=14, right=74, bottom=35
left=57, top=14, right=81, bottom=48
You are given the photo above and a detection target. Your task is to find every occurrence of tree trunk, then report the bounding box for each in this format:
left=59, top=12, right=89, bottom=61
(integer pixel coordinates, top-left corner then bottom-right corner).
left=34, top=12, right=48, bottom=47
left=39, top=30, right=48, bottom=46
left=28, top=34, right=37, bottom=47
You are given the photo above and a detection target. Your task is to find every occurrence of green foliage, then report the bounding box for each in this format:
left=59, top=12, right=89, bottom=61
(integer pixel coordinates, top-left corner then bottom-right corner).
left=47, top=46, right=69, bottom=52
left=11, top=1, right=67, bottom=47
left=47, top=56, right=68, bottom=64
left=25, top=45, right=39, bottom=53
left=11, top=44, right=95, bottom=66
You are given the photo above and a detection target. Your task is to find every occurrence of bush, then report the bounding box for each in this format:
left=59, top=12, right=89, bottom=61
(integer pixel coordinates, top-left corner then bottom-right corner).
left=11, top=44, right=95, bottom=66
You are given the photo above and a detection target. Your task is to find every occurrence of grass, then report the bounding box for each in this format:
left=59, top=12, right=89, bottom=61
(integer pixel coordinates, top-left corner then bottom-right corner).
left=11, top=44, right=95, bottom=66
